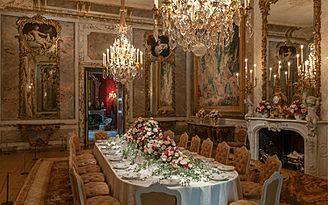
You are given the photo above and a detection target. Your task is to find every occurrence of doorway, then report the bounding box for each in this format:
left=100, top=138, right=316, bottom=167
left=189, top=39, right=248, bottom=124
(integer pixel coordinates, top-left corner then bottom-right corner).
left=85, top=68, right=124, bottom=144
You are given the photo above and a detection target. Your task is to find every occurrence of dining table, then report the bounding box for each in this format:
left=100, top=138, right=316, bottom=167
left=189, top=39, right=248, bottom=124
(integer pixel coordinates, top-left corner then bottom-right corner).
left=93, top=139, right=242, bottom=205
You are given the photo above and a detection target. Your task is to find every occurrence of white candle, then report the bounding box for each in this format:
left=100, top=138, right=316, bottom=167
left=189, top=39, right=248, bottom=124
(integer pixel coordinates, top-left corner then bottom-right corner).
left=250, top=69, right=253, bottom=82
left=278, top=65, right=281, bottom=77
left=236, top=73, right=239, bottom=85
left=301, top=45, right=304, bottom=63
left=285, top=71, right=288, bottom=84
left=278, top=61, right=281, bottom=66
left=106, top=48, right=110, bottom=62
left=245, top=58, right=248, bottom=79
left=140, top=51, right=143, bottom=64
left=296, top=54, right=300, bottom=68
left=287, top=62, right=291, bottom=78
left=269, top=67, right=272, bottom=80
left=273, top=74, right=277, bottom=86
left=305, top=60, right=309, bottom=73
left=154, top=0, right=158, bottom=8
left=103, top=53, right=106, bottom=66
left=136, top=49, right=139, bottom=62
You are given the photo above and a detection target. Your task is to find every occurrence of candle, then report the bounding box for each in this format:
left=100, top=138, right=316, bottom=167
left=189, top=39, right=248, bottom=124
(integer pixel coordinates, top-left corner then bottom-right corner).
left=287, top=61, right=291, bottom=78
left=106, top=48, right=110, bottom=62
left=278, top=61, right=281, bottom=66
left=140, top=51, right=143, bottom=64
left=285, top=71, right=288, bottom=85
left=154, top=0, right=158, bottom=8
left=296, top=54, right=300, bottom=68
left=103, top=53, right=106, bottom=66
left=301, top=45, right=304, bottom=63
left=278, top=65, right=281, bottom=77
left=269, top=67, right=272, bottom=80
left=305, top=60, right=309, bottom=73
left=136, top=49, right=139, bottom=62
left=273, top=74, right=277, bottom=86
left=245, top=58, right=248, bottom=79
left=236, top=73, right=239, bottom=85
left=250, top=69, right=253, bottom=82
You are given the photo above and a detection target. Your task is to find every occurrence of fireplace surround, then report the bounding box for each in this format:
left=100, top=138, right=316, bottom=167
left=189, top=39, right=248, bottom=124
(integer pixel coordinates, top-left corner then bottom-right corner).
left=246, top=117, right=318, bottom=176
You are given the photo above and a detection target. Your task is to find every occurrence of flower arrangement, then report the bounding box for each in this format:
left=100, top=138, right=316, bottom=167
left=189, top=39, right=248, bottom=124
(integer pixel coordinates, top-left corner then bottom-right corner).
left=256, top=100, right=272, bottom=114
left=195, top=108, right=206, bottom=118
left=207, top=109, right=222, bottom=120
left=287, top=100, right=307, bottom=115
left=124, top=117, right=191, bottom=169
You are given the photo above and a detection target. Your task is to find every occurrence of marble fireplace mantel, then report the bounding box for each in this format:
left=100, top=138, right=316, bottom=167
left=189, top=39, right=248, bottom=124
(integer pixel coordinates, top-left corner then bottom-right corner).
left=246, top=117, right=318, bottom=176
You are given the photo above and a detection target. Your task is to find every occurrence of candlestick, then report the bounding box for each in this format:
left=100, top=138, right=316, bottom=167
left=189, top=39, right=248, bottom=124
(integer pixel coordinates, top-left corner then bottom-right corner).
left=287, top=61, right=291, bottom=77
left=273, top=74, right=277, bottom=86
left=296, top=54, right=300, bottom=68
left=269, top=67, right=272, bottom=80
left=301, top=45, right=304, bottom=63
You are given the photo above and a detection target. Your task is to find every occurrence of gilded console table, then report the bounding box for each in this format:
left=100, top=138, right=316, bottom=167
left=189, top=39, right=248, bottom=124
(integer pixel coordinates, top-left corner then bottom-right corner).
left=187, top=122, right=235, bottom=144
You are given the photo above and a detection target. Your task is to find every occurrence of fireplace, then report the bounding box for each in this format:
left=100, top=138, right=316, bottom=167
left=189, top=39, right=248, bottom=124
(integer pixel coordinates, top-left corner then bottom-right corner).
left=259, top=129, right=304, bottom=172
left=246, top=117, right=318, bottom=176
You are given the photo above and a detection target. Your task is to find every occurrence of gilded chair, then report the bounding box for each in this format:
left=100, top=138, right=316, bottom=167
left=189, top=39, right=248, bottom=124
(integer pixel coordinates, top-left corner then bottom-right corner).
left=199, top=138, right=213, bottom=158
left=189, top=135, right=201, bottom=153
left=72, top=167, right=120, bottom=205
left=164, top=130, right=175, bottom=139
left=70, top=133, right=94, bottom=159
left=230, top=171, right=283, bottom=205
left=177, top=132, right=189, bottom=148
left=227, top=127, right=248, bottom=148
left=241, top=155, right=282, bottom=199
left=135, top=183, right=182, bottom=205
left=230, top=146, right=250, bottom=181
left=69, top=137, right=97, bottom=167
left=214, top=141, right=231, bottom=164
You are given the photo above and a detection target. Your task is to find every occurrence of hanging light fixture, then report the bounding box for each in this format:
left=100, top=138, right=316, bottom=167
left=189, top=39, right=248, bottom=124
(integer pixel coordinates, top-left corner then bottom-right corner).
left=102, top=0, right=143, bottom=83
left=154, top=0, right=248, bottom=56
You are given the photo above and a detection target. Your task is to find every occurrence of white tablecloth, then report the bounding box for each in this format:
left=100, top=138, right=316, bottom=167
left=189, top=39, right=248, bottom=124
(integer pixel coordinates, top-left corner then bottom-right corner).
left=94, top=144, right=242, bottom=205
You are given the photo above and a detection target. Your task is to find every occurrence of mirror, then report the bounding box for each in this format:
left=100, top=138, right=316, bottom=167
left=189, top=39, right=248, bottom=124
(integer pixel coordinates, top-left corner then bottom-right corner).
left=17, top=15, right=61, bottom=118
left=260, top=0, right=321, bottom=106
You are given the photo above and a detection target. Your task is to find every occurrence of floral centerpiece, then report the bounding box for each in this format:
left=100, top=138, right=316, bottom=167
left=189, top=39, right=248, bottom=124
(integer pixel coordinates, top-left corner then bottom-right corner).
left=207, top=109, right=222, bottom=123
left=124, top=117, right=191, bottom=170
left=287, top=100, right=307, bottom=120
left=256, top=100, right=272, bottom=117
left=196, top=108, right=206, bottom=118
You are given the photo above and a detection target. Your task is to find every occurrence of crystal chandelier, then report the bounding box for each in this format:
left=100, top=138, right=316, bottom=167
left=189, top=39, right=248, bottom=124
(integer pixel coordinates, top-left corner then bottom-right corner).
left=154, top=0, right=245, bottom=56
left=102, top=0, right=143, bottom=84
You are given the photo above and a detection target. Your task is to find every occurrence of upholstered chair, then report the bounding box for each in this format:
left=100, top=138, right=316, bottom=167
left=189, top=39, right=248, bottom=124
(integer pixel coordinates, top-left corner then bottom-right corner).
left=164, top=130, right=175, bottom=139
left=241, top=155, right=282, bottom=199
left=71, top=133, right=94, bottom=159
left=227, top=127, right=248, bottom=148
left=230, top=171, right=283, bottom=205
left=199, top=138, right=214, bottom=158
left=69, top=147, right=102, bottom=175
left=230, top=146, right=250, bottom=181
left=177, top=132, right=189, bottom=149
left=214, top=141, right=231, bottom=164
left=136, top=183, right=182, bottom=205
left=189, top=135, right=201, bottom=153
left=94, top=131, right=109, bottom=141
left=72, top=167, right=121, bottom=205
left=69, top=138, right=97, bottom=167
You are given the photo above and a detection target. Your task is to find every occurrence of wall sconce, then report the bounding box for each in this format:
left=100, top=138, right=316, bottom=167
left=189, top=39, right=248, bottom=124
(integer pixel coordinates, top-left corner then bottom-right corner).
left=108, top=91, right=117, bottom=100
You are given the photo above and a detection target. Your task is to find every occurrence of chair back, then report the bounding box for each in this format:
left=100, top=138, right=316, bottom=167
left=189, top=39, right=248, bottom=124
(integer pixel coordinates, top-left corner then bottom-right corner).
left=200, top=138, right=213, bottom=158
left=71, top=167, right=87, bottom=205
left=236, top=127, right=247, bottom=145
left=135, top=183, right=181, bottom=205
left=214, top=141, right=230, bottom=164
left=260, top=171, right=283, bottom=205
left=232, top=146, right=250, bottom=178
left=189, top=135, right=201, bottom=153
left=164, top=130, right=175, bottom=139
left=177, top=132, right=189, bottom=148
left=260, top=155, right=282, bottom=184
left=71, top=132, right=82, bottom=153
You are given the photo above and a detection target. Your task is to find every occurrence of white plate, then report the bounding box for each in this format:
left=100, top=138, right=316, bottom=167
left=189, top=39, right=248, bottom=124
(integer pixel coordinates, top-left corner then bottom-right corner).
left=209, top=174, right=228, bottom=181
left=121, top=172, right=140, bottom=179
left=218, top=165, right=235, bottom=171
left=160, top=179, right=180, bottom=186
left=107, top=156, right=122, bottom=161
left=113, top=163, right=129, bottom=169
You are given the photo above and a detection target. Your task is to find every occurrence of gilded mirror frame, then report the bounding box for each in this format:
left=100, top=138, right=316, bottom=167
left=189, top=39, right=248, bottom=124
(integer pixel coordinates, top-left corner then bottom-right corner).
left=260, top=0, right=321, bottom=110
left=16, top=15, right=61, bottom=119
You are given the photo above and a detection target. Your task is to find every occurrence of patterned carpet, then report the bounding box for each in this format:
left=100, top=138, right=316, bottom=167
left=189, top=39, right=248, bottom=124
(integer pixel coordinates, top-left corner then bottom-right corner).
left=14, top=158, right=72, bottom=205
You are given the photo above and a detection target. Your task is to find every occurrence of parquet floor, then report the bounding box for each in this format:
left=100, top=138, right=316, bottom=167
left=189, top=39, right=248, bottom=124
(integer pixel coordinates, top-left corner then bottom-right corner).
left=0, top=148, right=68, bottom=204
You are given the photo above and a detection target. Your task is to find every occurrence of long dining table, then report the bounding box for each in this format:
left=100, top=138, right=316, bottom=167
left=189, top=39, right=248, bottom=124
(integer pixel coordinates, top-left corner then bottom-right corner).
left=93, top=139, right=242, bottom=205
